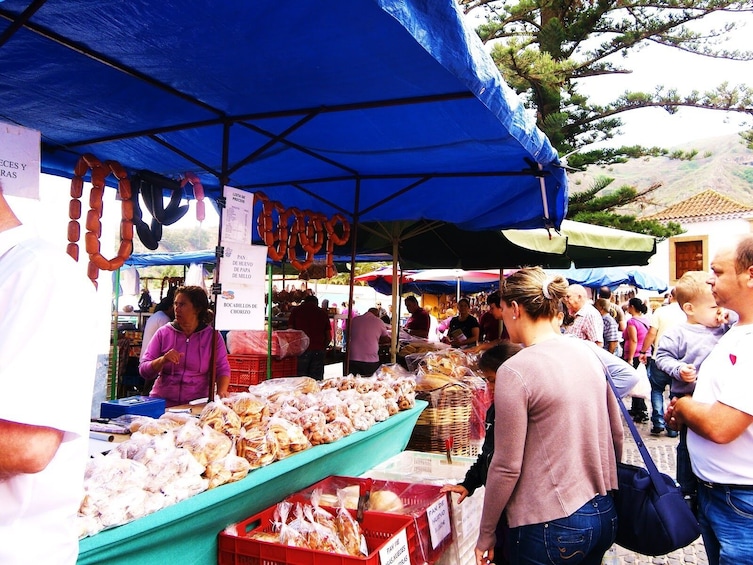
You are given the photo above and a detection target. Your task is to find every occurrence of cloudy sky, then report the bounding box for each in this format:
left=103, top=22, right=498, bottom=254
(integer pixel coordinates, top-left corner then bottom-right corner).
left=466, top=8, right=753, bottom=148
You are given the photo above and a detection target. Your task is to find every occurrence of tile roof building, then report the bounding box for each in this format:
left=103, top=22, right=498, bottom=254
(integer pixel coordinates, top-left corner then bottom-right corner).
left=643, top=189, right=753, bottom=223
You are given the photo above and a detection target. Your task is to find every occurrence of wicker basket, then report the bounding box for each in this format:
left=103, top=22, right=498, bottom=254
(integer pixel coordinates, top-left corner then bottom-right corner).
left=407, top=383, right=473, bottom=456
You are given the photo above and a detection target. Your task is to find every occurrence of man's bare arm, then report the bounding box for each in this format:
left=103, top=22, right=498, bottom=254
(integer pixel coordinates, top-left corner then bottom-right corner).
left=0, top=419, right=64, bottom=478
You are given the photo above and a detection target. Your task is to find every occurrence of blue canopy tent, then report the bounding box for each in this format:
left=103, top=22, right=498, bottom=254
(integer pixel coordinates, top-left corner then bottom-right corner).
left=1, top=0, right=571, bottom=397
left=546, top=267, right=668, bottom=293
left=0, top=0, right=567, bottom=233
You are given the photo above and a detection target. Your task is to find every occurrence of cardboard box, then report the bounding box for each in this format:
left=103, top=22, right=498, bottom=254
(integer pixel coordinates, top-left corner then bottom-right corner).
left=100, top=396, right=166, bottom=419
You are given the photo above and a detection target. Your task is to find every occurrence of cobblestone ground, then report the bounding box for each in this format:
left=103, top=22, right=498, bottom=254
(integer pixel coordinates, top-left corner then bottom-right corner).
left=607, top=414, right=707, bottom=565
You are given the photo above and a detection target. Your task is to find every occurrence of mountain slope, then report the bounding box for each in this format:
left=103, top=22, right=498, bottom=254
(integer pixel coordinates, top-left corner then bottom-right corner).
left=567, top=133, right=753, bottom=217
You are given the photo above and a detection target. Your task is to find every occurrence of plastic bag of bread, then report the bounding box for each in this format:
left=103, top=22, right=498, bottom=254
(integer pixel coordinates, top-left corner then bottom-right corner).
left=325, top=415, right=356, bottom=441
left=368, top=489, right=405, bottom=513
left=178, top=423, right=233, bottom=468
left=297, top=407, right=328, bottom=445
left=303, top=504, right=349, bottom=554
left=266, top=416, right=311, bottom=458
left=223, top=392, right=269, bottom=429
left=277, top=501, right=308, bottom=548
left=129, top=415, right=179, bottom=435
left=199, top=400, right=242, bottom=439
left=205, top=451, right=252, bottom=489
left=159, top=411, right=196, bottom=426
left=334, top=493, right=368, bottom=557
left=249, top=376, right=320, bottom=402
left=236, top=424, right=279, bottom=469
left=309, top=489, right=338, bottom=531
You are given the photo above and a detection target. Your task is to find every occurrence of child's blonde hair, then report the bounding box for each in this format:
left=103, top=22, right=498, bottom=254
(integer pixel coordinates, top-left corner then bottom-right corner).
left=675, top=271, right=711, bottom=307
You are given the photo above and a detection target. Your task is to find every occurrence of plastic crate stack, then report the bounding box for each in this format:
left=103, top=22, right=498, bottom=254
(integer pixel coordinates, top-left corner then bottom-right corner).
left=362, top=451, right=483, bottom=565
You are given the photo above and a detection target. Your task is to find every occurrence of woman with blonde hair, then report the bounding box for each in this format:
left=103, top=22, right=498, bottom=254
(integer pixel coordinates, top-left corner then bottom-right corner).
left=475, top=267, right=624, bottom=565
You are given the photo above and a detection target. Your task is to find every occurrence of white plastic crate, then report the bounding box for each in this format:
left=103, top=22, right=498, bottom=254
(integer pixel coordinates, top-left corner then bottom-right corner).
left=362, top=450, right=483, bottom=565
left=364, top=450, right=477, bottom=485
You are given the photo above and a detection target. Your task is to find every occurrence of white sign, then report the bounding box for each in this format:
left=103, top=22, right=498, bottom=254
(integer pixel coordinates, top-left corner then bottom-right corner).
left=427, top=496, right=452, bottom=549
left=378, top=527, right=410, bottom=565
left=221, top=186, right=254, bottom=244
left=0, top=122, right=40, bottom=199
left=214, top=283, right=266, bottom=331
left=218, top=242, right=267, bottom=286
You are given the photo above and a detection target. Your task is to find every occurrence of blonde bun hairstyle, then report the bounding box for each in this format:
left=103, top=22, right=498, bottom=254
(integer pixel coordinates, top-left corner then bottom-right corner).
left=501, top=267, right=568, bottom=321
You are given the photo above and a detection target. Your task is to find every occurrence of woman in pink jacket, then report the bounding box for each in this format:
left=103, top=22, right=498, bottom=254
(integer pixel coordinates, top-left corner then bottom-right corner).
left=140, top=286, right=230, bottom=406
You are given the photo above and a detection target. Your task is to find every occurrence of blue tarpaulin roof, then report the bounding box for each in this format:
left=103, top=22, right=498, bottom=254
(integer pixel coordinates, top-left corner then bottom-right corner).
left=0, top=0, right=567, bottom=232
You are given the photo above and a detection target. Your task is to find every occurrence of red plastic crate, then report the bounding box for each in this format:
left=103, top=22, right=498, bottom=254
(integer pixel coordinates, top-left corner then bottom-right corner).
left=218, top=505, right=415, bottom=565
left=289, top=476, right=453, bottom=564
left=228, top=354, right=298, bottom=391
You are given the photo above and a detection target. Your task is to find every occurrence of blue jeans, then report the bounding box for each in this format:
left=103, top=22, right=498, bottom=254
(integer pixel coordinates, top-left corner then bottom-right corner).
left=508, top=494, right=617, bottom=565
left=697, top=481, right=753, bottom=565
left=648, top=359, right=672, bottom=429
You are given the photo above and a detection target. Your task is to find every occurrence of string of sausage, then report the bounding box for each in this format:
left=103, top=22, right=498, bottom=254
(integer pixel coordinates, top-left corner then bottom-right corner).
left=180, top=172, right=205, bottom=221
left=67, top=154, right=134, bottom=287
left=254, top=192, right=350, bottom=275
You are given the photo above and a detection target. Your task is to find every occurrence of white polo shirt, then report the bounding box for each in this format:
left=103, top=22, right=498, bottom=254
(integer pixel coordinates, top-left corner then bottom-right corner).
left=0, top=225, right=98, bottom=564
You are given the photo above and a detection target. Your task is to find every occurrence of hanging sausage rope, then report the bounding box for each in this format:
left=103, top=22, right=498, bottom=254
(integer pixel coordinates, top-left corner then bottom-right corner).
left=253, top=191, right=350, bottom=276
left=68, top=153, right=134, bottom=287
left=180, top=171, right=206, bottom=222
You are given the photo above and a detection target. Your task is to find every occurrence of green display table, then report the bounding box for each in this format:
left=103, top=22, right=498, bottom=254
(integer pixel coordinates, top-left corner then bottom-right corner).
left=77, top=400, right=427, bottom=565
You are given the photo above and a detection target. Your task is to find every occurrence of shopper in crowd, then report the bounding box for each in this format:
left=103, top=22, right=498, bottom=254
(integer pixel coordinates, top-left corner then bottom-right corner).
left=475, top=267, right=622, bottom=565
left=348, top=308, right=391, bottom=377
left=665, top=236, right=753, bottom=565
left=563, top=283, right=604, bottom=346
left=404, top=295, right=430, bottom=338
left=339, top=301, right=358, bottom=351
left=639, top=287, right=686, bottom=435
left=623, top=296, right=652, bottom=423
left=140, top=285, right=230, bottom=405
left=598, top=286, right=626, bottom=331
left=443, top=297, right=480, bottom=347
left=139, top=287, right=176, bottom=363
left=288, top=294, right=331, bottom=380
left=442, top=342, right=523, bottom=565
left=137, top=287, right=153, bottom=312
left=0, top=181, right=98, bottom=564
left=595, top=298, right=620, bottom=354
left=471, top=291, right=510, bottom=353
left=375, top=301, right=389, bottom=323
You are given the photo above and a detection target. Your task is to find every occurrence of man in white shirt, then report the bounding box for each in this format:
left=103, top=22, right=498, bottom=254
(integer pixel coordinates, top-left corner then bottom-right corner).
left=666, top=235, right=753, bottom=565
left=0, top=183, right=98, bottom=565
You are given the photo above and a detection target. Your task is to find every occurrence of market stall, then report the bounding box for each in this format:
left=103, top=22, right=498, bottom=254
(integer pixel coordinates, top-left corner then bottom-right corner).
left=78, top=400, right=427, bottom=565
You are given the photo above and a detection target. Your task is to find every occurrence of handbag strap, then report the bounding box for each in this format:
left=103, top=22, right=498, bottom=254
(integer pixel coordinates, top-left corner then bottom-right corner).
left=605, top=372, right=674, bottom=496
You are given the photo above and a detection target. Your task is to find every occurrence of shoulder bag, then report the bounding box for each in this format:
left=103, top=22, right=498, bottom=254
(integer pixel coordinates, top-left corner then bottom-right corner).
left=605, top=372, right=701, bottom=555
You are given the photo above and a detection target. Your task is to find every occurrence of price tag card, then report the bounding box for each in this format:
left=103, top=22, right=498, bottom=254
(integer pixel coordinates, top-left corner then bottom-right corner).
left=378, top=527, right=410, bottom=565
left=427, top=495, right=452, bottom=549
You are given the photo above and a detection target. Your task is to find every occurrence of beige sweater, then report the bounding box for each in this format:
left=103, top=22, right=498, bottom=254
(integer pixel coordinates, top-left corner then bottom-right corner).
left=477, top=335, right=623, bottom=549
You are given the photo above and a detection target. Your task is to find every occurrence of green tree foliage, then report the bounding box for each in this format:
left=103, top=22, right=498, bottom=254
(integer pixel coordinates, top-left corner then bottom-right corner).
left=568, top=176, right=684, bottom=238
left=458, top=0, right=753, bottom=167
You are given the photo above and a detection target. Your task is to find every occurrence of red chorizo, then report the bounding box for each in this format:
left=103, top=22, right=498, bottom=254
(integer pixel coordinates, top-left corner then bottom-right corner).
left=69, top=199, right=81, bottom=220
left=67, top=243, right=79, bottom=262
left=84, top=231, right=100, bottom=255
left=120, top=219, right=134, bottom=241
left=70, top=176, right=84, bottom=199
left=67, top=220, right=80, bottom=243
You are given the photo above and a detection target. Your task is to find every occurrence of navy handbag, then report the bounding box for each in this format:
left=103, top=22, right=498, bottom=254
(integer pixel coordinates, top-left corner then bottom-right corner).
left=607, top=374, right=701, bottom=555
